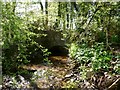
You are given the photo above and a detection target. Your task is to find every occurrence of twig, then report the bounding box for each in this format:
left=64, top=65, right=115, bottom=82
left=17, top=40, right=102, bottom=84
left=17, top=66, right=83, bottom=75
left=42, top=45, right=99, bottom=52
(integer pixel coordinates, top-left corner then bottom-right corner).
left=108, top=78, right=120, bottom=90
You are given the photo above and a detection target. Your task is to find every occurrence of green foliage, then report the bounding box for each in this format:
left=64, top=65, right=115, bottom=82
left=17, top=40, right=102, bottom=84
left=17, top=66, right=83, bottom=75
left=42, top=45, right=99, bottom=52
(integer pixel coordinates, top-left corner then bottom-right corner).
left=42, top=47, right=52, bottom=65
left=69, top=43, right=112, bottom=72
left=111, top=35, right=120, bottom=43
left=2, top=2, right=29, bottom=74
left=91, top=43, right=112, bottom=71
left=63, top=80, right=78, bottom=88
left=69, top=43, right=78, bottom=58
left=1, top=2, right=51, bottom=75
left=112, top=52, right=120, bottom=74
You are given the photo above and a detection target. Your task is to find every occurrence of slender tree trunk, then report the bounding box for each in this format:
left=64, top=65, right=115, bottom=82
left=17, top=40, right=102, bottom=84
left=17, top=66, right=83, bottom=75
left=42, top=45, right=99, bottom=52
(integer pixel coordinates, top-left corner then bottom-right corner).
left=12, top=2, right=16, bottom=14
left=106, top=10, right=111, bottom=49
left=58, top=2, right=61, bottom=29
left=45, top=0, right=48, bottom=30
left=70, top=2, right=74, bottom=30
left=72, top=1, right=78, bottom=12
left=63, top=3, right=67, bottom=31
left=105, top=3, right=111, bottom=49
left=66, top=3, right=69, bottom=28
left=39, top=1, right=44, bottom=26
left=39, top=1, right=43, bottom=11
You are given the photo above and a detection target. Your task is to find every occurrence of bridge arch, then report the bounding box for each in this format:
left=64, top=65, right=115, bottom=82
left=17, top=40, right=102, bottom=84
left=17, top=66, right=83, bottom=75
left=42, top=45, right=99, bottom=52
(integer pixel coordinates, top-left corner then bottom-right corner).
left=48, top=45, right=69, bottom=56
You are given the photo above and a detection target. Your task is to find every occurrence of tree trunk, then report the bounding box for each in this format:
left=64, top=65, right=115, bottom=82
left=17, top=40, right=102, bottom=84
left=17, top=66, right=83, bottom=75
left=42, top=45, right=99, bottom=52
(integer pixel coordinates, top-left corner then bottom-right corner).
left=45, top=0, right=48, bottom=30
left=58, top=2, right=61, bottom=29
left=39, top=1, right=44, bottom=26
left=12, top=2, right=16, bottom=14
left=66, top=3, right=69, bottom=28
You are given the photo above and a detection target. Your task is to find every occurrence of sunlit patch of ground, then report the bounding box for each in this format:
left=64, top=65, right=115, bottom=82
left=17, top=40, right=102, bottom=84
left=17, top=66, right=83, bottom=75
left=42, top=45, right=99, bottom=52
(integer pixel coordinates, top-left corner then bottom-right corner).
left=22, top=56, right=72, bottom=70
left=21, top=56, right=75, bottom=88
left=49, top=56, right=69, bottom=63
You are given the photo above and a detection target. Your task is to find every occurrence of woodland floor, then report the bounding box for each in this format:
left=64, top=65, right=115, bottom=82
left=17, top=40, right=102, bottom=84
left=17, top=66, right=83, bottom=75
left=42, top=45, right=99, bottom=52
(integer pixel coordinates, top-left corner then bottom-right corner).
left=21, top=54, right=120, bottom=89
left=2, top=49, right=120, bottom=89
left=22, top=56, right=75, bottom=88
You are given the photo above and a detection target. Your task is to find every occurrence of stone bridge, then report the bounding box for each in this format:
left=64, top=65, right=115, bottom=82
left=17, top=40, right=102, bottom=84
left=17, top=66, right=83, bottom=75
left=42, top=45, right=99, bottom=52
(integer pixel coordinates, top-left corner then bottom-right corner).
left=37, top=30, right=68, bottom=56
left=30, top=30, right=68, bottom=63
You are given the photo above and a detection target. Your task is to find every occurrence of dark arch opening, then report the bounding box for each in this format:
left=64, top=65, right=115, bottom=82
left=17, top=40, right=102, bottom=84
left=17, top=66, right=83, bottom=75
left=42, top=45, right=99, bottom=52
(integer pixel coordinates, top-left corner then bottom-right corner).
left=48, top=46, right=69, bottom=56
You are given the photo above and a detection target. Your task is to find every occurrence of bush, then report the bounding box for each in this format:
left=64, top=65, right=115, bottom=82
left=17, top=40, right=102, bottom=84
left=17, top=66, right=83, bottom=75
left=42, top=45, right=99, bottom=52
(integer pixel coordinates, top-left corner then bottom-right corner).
left=1, top=2, right=51, bottom=75
left=69, top=43, right=112, bottom=72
